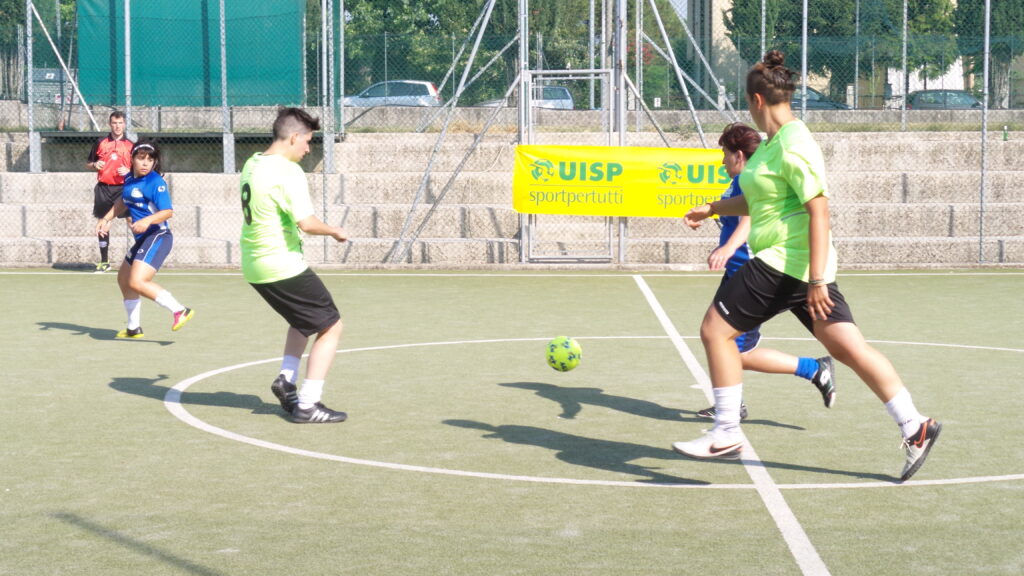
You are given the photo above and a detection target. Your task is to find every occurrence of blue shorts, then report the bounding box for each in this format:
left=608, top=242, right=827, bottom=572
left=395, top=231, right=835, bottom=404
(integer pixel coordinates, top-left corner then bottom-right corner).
left=125, top=229, right=173, bottom=270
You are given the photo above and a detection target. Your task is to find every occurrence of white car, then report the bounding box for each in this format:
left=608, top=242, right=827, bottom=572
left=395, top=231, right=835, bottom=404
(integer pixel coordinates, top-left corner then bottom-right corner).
left=476, top=85, right=574, bottom=110
left=343, top=80, right=442, bottom=107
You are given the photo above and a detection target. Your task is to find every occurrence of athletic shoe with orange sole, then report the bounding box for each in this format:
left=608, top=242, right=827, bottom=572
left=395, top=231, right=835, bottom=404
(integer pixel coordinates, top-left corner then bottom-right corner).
left=900, top=418, right=942, bottom=481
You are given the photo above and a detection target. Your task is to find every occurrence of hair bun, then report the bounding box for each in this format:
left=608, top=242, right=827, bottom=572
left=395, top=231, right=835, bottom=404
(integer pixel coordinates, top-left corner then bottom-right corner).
left=763, top=50, right=786, bottom=68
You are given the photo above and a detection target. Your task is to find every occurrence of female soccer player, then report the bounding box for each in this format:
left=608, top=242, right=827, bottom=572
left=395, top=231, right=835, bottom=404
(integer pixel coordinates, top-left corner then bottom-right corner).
left=687, top=122, right=835, bottom=421
left=674, top=51, right=940, bottom=482
left=96, top=141, right=193, bottom=338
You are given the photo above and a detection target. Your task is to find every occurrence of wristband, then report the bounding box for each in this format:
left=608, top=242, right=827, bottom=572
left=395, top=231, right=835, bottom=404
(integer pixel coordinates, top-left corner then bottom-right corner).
left=706, top=202, right=716, bottom=216
left=808, top=279, right=827, bottom=286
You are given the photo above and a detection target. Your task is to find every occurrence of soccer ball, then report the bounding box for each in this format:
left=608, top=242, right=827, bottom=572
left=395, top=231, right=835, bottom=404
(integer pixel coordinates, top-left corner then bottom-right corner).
left=547, top=336, right=582, bottom=372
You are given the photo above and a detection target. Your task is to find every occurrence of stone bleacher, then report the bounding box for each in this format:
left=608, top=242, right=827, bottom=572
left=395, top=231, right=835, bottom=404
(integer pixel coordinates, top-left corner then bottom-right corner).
left=0, top=130, right=1021, bottom=268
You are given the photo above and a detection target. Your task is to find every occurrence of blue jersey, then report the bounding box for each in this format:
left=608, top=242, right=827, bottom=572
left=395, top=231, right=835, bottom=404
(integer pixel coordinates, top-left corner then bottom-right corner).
left=122, top=171, right=172, bottom=240
left=718, top=175, right=752, bottom=278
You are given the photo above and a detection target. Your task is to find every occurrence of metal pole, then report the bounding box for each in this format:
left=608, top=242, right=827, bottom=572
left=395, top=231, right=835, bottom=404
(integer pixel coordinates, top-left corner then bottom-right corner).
left=339, top=0, right=346, bottom=135
left=979, top=0, right=991, bottom=263
left=854, top=0, right=859, bottom=109
left=220, top=0, right=233, bottom=173
left=324, top=0, right=335, bottom=174
left=760, top=0, right=765, bottom=57
left=615, top=0, right=627, bottom=262
left=124, top=0, right=132, bottom=137
left=900, top=0, right=907, bottom=131
left=589, top=0, right=595, bottom=109
left=613, top=0, right=626, bottom=141
left=26, top=0, right=40, bottom=172
left=634, top=0, right=641, bottom=131
left=799, top=0, right=807, bottom=116
left=518, top=0, right=529, bottom=262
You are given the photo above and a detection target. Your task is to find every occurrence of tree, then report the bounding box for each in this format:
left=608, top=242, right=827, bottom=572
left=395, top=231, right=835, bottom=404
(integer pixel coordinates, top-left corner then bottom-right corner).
left=723, top=0, right=957, bottom=102
left=955, top=0, right=1024, bottom=108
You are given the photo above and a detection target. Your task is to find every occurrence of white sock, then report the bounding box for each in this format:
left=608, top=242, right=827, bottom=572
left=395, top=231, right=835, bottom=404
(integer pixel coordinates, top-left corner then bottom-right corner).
left=297, top=379, right=325, bottom=409
left=279, top=355, right=301, bottom=384
left=154, top=290, right=185, bottom=314
left=884, top=387, right=927, bottom=438
left=712, top=384, right=744, bottom=437
left=124, top=298, right=142, bottom=329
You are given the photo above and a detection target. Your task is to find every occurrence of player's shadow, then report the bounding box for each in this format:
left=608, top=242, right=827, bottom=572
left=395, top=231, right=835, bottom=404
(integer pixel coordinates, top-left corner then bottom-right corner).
left=500, top=381, right=686, bottom=421
left=52, top=512, right=227, bottom=576
left=444, top=419, right=709, bottom=485
left=500, top=381, right=804, bottom=431
left=37, top=321, right=173, bottom=346
left=108, top=374, right=284, bottom=416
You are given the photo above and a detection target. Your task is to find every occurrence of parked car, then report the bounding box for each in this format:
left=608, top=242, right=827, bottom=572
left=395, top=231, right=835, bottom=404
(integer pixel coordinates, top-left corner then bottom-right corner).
left=906, top=89, right=982, bottom=110
left=476, top=85, right=575, bottom=110
left=342, top=80, right=442, bottom=107
left=792, top=87, right=850, bottom=110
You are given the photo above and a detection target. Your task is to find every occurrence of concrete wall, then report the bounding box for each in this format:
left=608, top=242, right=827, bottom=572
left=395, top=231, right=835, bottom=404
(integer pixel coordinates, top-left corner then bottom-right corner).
left=1, top=127, right=1022, bottom=269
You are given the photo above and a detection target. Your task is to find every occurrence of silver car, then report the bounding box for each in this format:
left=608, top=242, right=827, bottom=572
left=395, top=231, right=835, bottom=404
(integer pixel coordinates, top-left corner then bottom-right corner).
left=343, top=80, right=442, bottom=107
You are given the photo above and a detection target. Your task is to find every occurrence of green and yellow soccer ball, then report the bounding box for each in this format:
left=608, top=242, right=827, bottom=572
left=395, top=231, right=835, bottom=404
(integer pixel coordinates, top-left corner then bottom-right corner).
left=547, top=336, right=582, bottom=372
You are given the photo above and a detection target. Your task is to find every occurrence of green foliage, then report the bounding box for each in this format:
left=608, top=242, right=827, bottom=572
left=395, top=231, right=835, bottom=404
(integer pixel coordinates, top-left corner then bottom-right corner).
left=723, top=0, right=958, bottom=96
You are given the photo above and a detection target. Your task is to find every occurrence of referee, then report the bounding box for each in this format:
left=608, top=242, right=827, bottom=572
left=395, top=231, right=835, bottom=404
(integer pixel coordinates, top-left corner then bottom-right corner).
left=87, top=111, right=134, bottom=272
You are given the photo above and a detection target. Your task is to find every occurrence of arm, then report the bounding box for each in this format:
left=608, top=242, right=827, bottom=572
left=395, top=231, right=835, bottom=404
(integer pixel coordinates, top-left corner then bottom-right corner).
left=804, top=194, right=834, bottom=320
left=130, top=209, right=173, bottom=235
left=683, top=195, right=749, bottom=227
left=707, top=215, right=751, bottom=271
left=95, top=198, right=128, bottom=237
left=297, top=214, right=348, bottom=243
left=87, top=140, right=104, bottom=171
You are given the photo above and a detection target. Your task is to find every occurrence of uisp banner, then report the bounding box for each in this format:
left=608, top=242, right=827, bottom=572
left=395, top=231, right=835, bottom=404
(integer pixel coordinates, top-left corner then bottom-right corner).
left=513, top=144, right=728, bottom=218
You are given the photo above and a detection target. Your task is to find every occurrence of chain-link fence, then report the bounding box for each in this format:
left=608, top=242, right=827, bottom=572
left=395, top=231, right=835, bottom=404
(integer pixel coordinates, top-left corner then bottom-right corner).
left=1, top=0, right=1022, bottom=268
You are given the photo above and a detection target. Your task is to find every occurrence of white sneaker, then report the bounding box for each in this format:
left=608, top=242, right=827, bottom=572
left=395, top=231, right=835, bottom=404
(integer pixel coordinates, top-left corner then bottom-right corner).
left=672, top=428, right=745, bottom=460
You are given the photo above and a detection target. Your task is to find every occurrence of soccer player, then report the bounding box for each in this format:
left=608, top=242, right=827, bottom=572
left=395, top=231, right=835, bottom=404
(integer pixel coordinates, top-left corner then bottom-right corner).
left=674, top=51, right=940, bottom=482
left=88, top=111, right=134, bottom=272
left=240, top=107, right=350, bottom=424
left=96, top=141, right=194, bottom=338
left=686, top=122, right=836, bottom=421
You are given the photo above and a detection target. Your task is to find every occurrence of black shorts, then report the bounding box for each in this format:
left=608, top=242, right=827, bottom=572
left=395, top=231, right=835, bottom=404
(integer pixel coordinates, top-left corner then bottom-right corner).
left=712, top=257, right=855, bottom=335
left=250, top=268, right=341, bottom=337
left=92, top=183, right=125, bottom=218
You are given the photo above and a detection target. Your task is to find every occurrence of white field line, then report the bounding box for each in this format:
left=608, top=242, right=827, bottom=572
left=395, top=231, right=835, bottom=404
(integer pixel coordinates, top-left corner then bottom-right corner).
left=162, top=337, right=1023, bottom=492
left=632, top=275, right=831, bottom=576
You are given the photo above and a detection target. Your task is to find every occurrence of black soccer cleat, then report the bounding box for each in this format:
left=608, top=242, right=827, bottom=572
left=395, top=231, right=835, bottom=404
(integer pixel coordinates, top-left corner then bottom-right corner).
left=696, top=403, right=748, bottom=421
left=291, top=402, right=347, bottom=424
left=900, top=418, right=942, bottom=482
left=270, top=375, right=298, bottom=413
left=811, top=356, right=837, bottom=408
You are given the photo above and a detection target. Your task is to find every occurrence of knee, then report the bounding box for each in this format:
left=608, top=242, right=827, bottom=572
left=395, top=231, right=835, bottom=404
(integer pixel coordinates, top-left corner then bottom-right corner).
left=699, top=308, right=729, bottom=347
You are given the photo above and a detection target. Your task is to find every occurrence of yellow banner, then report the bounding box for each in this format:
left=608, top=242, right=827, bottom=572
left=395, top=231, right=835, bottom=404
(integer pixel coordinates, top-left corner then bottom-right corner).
left=513, top=144, right=728, bottom=218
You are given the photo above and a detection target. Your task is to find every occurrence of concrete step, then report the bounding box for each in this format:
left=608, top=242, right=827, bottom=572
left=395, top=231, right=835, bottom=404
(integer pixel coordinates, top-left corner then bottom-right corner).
left=624, top=236, right=1022, bottom=266
left=7, top=201, right=1023, bottom=243
left=7, top=233, right=1021, bottom=267
left=3, top=236, right=235, bottom=267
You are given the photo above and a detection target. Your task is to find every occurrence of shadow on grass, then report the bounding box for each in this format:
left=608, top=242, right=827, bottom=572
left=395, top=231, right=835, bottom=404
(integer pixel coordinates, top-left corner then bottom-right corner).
left=108, top=374, right=283, bottom=417
left=37, top=321, right=173, bottom=346
left=499, top=381, right=804, bottom=431
left=52, top=512, right=227, bottom=576
left=444, top=418, right=709, bottom=485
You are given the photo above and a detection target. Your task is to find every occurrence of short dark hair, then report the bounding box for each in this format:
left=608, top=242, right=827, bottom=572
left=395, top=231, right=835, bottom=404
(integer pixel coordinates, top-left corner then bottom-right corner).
left=131, top=139, right=162, bottom=175
left=272, top=107, right=321, bottom=140
left=718, top=122, right=762, bottom=159
left=109, top=110, right=125, bottom=121
left=746, top=50, right=798, bottom=106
